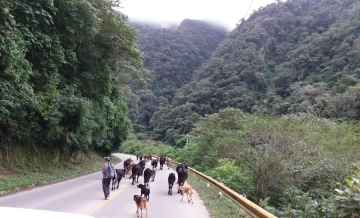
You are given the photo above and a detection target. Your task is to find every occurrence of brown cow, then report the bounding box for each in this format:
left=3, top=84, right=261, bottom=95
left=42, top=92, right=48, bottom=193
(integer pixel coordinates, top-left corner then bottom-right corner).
left=128, top=161, right=136, bottom=176
left=134, top=195, right=148, bottom=218
left=150, top=168, right=156, bottom=182
left=166, top=157, right=172, bottom=169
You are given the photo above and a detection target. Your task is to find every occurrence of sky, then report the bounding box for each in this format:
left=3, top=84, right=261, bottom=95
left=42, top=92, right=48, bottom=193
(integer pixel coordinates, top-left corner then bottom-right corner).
left=118, top=0, right=277, bottom=30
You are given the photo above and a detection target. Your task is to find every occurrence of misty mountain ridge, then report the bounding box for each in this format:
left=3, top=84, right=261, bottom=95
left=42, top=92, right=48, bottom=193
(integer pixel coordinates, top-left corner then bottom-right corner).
left=125, top=19, right=228, bottom=135
left=129, top=0, right=360, bottom=144
left=128, top=17, right=232, bottom=31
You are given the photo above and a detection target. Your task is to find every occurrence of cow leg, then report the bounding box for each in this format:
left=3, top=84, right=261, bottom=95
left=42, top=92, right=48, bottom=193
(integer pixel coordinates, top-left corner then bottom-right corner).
left=116, top=178, right=120, bottom=189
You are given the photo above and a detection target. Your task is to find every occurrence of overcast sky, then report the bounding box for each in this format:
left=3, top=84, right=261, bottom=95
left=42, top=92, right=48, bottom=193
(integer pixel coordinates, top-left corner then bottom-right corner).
left=118, top=0, right=276, bottom=30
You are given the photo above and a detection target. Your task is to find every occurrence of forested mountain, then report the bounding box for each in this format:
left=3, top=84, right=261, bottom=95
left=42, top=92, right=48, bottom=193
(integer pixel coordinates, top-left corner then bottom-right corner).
left=125, top=20, right=228, bottom=135
left=150, top=0, right=360, bottom=144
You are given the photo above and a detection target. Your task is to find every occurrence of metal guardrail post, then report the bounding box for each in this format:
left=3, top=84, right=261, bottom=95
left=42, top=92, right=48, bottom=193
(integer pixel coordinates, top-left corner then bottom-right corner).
left=173, top=161, right=277, bottom=218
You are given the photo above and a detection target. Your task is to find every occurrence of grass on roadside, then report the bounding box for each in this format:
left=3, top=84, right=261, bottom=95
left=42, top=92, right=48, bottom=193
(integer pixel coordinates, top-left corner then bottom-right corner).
left=186, top=171, right=252, bottom=218
left=0, top=152, right=120, bottom=196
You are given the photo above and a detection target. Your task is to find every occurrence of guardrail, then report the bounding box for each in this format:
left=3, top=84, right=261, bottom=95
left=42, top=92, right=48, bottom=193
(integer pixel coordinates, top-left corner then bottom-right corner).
left=172, top=161, right=277, bottom=218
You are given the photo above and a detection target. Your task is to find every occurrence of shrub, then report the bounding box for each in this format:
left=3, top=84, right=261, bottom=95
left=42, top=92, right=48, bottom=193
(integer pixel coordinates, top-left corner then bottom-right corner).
left=334, top=163, right=360, bottom=217
left=206, top=158, right=254, bottom=196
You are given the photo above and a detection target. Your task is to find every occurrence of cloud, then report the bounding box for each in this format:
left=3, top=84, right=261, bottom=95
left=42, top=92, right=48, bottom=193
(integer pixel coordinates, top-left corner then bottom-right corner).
left=117, top=0, right=276, bottom=30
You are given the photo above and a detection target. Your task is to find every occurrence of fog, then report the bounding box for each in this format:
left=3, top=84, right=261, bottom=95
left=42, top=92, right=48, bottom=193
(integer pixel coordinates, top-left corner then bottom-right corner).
left=118, top=0, right=277, bottom=31
left=127, top=17, right=230, bottom=31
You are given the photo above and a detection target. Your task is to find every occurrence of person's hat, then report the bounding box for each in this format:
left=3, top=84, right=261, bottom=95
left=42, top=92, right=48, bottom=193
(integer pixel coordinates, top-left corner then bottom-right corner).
left=104, top=157, right=110, bottom=161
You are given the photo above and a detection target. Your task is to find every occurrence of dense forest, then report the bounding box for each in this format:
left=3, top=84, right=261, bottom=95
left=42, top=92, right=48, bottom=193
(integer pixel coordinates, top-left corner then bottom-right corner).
left=138, top=0, right=360, bottom=144
left=124, top=19, right=227, bottom=138
left=0, top=0, right=145, bottom=167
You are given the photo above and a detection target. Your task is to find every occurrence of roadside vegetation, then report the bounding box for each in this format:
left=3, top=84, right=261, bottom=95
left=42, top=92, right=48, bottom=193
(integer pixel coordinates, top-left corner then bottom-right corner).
left=0, top=1, right=145, bottom=165
left=0, top=152, right=120, bottom=195
left=120, top=108, right=360, bottom=217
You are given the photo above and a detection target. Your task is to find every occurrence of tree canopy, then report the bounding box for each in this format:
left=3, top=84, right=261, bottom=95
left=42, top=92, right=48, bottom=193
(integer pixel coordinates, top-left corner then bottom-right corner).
left=0, top=0, right=146, bottom=155
left=148, top=0, right=360, bottom=144
left=125, top=19, right=228, bottom=138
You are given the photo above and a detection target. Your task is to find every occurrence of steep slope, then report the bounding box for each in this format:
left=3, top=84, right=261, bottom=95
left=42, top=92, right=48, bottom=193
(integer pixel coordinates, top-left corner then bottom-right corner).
left=125, top=20, right=228, bottom=135
left=152, top=0, right=360, bottom=144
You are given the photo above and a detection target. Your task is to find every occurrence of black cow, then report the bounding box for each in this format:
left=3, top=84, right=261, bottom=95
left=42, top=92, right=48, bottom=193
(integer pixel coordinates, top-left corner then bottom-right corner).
left=159, top=156, right=166, bottom=170
left=130, top=164, right=142, bottom=185
left=176, top=162, right=188, bottom=193
left=151, top=159, right=158, bottom=170
left=137, top=184, right=150, bottom=201
left=143, top=168, right=152, bottom=187
left=139, top=160, right=146, bottom=176
left=111, top=169, right=125, bottom=190
left=168, top=173, right=176, bottom=196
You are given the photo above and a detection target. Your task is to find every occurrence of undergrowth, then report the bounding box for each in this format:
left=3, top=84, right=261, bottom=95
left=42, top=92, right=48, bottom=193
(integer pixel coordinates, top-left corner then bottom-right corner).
left=0, top=152, right=120, bottom=195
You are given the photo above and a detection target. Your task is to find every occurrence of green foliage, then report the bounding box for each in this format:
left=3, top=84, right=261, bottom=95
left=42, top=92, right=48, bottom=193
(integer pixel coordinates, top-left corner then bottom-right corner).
left=0, top=0, right=146, bottom=161
left=150, top=0, right=360, bottom=144
left=135, top=132, right=150, bottom=141
left=163, top=108, right=360, bottom=216
left=185, top=171, right=252, bottom=218
left=124, top=20, right=228, bottom=142
left=119, top=134, right=176, bottom=157
left=175, top=137, right=187, bottom=149
left=335, top=163, right=360, bottom=217
left=205, top=158, right=254, bottom=196
left=263, top=190, right=337, bottom=218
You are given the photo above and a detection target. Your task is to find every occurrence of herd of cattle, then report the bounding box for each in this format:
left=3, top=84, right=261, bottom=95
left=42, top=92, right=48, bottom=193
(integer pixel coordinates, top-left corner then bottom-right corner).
left=109, top=155, right=193, bottom=218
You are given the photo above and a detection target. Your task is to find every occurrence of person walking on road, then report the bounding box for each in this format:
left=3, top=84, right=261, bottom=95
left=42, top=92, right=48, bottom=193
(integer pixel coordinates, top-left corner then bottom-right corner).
left=102, top=157, right=112, bottom=200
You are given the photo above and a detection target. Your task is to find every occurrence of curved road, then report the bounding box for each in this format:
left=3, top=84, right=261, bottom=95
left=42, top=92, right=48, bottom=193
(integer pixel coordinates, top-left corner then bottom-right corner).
left=0, top=153, right=210, bottom=218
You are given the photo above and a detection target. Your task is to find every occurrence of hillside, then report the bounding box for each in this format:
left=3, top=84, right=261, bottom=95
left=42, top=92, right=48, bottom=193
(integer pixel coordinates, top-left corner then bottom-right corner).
left=125, top=20, right=228, bottom=135
left=150, top=0, right=360, bottom=144
left=0, top=0, right=144, bottom=167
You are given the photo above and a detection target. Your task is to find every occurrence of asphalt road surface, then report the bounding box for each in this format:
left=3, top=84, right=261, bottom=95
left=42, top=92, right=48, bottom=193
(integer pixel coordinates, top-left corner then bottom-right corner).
left=0, top=153, right=210, bottom=218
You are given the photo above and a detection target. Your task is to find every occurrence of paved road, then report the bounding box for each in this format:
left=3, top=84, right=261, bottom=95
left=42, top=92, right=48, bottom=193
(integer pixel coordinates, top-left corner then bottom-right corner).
left=0, top=153, right=210, bottom=218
